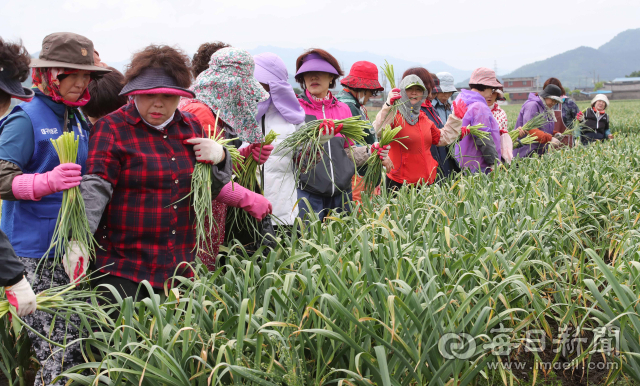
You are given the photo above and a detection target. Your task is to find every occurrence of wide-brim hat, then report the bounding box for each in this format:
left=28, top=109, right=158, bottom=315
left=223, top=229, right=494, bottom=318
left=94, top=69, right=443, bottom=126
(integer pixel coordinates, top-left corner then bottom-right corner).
left=295, top=53, right=339, bottom=77
left=469, top=67, right=502, bottom=88
left=30, top=32, right=110, bottom=74
left=0, top=68, right=35, bottom=101
left=539, top=84, right=564, bottom=104
left=340, top=61, right=383, bottom=91
left=120, top=67, right=195, bottom=98
left=436, top=72, right=457, bottom=93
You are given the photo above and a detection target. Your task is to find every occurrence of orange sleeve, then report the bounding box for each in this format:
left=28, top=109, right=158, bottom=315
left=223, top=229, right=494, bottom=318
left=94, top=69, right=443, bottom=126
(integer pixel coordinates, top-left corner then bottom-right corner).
left=430, top=121, right=441, bottom=145
left=181, top=102, right=217, bottom=133
left=529, top=129, right=552, bottom=144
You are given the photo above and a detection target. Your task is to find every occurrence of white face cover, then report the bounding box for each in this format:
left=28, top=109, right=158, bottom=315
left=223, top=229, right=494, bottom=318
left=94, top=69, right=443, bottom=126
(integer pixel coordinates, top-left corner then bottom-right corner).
left=357, top=91, right=366, bottom=105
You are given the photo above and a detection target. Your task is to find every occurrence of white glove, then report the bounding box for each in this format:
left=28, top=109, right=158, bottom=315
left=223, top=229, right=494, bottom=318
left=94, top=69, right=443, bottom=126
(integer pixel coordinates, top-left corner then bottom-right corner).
left=184, top=138, right=226, bottom=164
left=63, top=241, right=89, bottom=284
left=550, top=137, right=562, bottom=147
left=6, top=277, right=37, bottom=317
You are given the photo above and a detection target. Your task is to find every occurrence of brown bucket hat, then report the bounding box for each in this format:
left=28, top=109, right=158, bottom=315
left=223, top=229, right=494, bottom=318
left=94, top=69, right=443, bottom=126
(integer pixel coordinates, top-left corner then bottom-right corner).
left=30, top=32, right=110, bottom=73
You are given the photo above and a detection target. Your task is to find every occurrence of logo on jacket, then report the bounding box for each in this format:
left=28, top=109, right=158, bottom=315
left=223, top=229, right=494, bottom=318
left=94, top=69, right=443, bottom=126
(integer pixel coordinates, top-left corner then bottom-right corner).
left=41, top=128, right=59, bottom=135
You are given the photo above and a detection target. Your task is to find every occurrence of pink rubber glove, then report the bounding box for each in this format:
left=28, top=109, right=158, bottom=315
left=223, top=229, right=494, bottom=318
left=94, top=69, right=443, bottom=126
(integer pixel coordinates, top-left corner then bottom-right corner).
left=460, top=126, right=470, bottom=139
left=239, top=144, right=275, bottom=165
left=576, top=111, right=584, bottom=122
left=452, top=100, right=468, bottom=119
left=6, top=277, right=37, bottom=317
left=388, top=88, right=401, bottom=105
left=12, top=163, right=82, bottom=201
left=371, top=143, right=390, bottom=160
left=215, top=182, right=272, bottom=220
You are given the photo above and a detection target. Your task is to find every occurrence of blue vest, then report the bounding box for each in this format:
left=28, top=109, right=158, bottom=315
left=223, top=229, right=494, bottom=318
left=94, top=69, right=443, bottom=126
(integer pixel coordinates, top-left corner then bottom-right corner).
left=0, top=96, right=89, bottom=258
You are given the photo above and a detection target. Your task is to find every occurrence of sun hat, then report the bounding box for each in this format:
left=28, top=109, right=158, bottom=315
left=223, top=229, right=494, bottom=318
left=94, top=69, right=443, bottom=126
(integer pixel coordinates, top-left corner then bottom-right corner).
left=30, top=32, right=110, bottom=74
left=193, top=47, right=270, bottom=144
left=591, top=94, right=609, bottom=109
left=119, top=67, right=195, bottom=98
left=340, top=61, right=383, bottom=91
left=538, top=84, right=564, bottom=104
left=431, top=74, right=443, bottom=94
left=436, top=72, right=457, bottom=93
left=469, top=67, right=502, bottom=88
left=0, top=66, right=34, bottom=101
left=254, top=52, right=305, bottom=125
left=405, top=81, right=426, bottom=91
left=295, top=53, right=339, bottom=76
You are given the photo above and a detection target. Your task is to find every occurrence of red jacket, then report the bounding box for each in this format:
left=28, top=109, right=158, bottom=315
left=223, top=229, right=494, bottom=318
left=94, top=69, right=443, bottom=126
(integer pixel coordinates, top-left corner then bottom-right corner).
left=387, top=111, right=441, bottom=186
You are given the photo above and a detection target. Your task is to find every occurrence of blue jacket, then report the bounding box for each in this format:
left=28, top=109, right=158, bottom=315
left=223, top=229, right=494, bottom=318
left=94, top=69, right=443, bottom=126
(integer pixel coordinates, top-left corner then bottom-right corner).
left=0, top=90, right=89, bottom=258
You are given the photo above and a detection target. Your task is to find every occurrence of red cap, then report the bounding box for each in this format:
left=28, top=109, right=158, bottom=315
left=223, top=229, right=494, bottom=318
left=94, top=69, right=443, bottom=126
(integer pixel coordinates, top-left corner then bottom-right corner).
left=340, top=61, right=383, bottom=91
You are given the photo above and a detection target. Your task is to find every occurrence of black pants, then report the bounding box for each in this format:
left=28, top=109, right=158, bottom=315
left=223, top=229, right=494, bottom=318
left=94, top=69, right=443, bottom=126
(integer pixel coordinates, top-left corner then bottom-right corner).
left=91, top=273, right=162, bottom=305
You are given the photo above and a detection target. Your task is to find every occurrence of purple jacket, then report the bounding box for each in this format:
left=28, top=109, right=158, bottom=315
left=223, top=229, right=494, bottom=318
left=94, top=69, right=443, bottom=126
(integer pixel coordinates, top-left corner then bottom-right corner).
left=513, top=93, right=553, bottom=158
left=454, top=89, right=501, bottom=173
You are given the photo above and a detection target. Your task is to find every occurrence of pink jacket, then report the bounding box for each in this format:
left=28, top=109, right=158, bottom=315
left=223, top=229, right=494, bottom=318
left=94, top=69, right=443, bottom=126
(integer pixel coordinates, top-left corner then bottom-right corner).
left=297, top=90, right=352, bottom=120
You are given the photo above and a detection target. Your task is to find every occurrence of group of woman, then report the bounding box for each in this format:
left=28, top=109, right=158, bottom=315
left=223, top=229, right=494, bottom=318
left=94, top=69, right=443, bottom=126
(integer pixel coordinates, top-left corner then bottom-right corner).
left=0, top=32, right=614, bottom=385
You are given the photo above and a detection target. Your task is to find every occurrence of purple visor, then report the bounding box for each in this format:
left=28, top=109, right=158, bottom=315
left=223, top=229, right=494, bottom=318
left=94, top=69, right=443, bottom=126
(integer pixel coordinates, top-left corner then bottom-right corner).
left=295, top=53, right=339, bottom=76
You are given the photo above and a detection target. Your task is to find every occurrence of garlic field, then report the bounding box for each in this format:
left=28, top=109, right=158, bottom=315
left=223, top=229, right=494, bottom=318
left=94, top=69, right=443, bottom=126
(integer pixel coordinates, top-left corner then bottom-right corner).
left=2, top=101, right=640, bottom=386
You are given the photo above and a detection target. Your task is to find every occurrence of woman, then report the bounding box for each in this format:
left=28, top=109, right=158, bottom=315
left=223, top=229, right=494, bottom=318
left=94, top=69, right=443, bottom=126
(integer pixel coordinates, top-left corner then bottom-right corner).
left=404, top=68, right=460, bottom=181
left=513, top=84, right=563, bottom=158
left=433, top=72, right=457, bottom=124
left=254, top=52, right=306, bottom=227
left=580, top=94, right=611, bottom=145
left=0, top=37, right=37, bottom=320
left=336, top=60, right=383, bottom=202
left=0, top=32, right=109, bottom=386
left=180, top=47, right=273, bottom=267
left=191, top=41, right=231, bottom=79
left=81, top=66, right=128, bottom=125
left=372, top=74, right=465, bottom=190
left=75, top=45, right=232, bottom=301
left=486, top=83, right=513, bottom=164
left=454, top=68, right=502, bottom=173
left=293, top=49, right=369, bottom=221
left=543, top=77, right=582, bottom=128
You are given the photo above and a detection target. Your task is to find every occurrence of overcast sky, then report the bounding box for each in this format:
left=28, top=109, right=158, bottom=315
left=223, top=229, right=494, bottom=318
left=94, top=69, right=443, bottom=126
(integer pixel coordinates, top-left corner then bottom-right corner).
left=2, top=0, right=639, bottom=72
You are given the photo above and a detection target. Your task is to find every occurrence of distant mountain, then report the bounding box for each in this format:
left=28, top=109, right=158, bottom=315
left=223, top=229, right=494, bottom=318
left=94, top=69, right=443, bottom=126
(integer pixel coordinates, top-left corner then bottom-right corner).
left=504, top=29, right=640, bottom=89
left=248, top=46, right=472, bottom=88
left=455, top=29, right=640, bottom=89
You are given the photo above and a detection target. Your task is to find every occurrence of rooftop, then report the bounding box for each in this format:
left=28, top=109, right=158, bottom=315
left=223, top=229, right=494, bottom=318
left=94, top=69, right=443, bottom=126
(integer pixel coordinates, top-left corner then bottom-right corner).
left=611, top=77, right=640, bottom=83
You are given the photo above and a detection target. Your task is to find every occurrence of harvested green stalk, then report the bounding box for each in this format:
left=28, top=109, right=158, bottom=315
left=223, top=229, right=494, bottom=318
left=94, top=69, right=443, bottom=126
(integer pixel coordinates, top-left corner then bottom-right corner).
left=44, top=132, right=97, bottom=264
left=275, top=116, right=369, bottom=183
left=508, top=112, right=550, bottom=141
left=513, top=134, right=538, bottom=148
left=362, top=125, right=407, bottom=194
left=228, top=130, right=280, bottom=241
left=380, top=60, right=405, bottom=124
left=237, top=130, right=279, bottom=191
left=190, top=118, right=244, bottom=256
left=381, top=60, right=396, bottom=89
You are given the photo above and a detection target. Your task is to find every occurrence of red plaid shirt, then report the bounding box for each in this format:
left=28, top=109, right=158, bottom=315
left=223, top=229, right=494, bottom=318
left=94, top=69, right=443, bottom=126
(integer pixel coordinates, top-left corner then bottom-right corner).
left=87, top=102, right=204, bottom=288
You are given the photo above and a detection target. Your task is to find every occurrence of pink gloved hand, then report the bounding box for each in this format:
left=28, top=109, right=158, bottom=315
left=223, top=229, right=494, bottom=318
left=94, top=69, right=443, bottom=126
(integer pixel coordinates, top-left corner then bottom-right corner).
left=452, top=100, right=468, bottom=119
left=6, top=277, right=37, bottom=317
left=215, top=182, right=272, bottom=220
left=240, top=143, right=274, bottom=165
left=576, top=111, right=584, bottom=122
left=460, top=126, right=470, bottom=139
left=388, top=88, right=401, bottom=105
left=371, top=143, right=390, bottom=160
left=12, top=163, right=82, bottom=201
